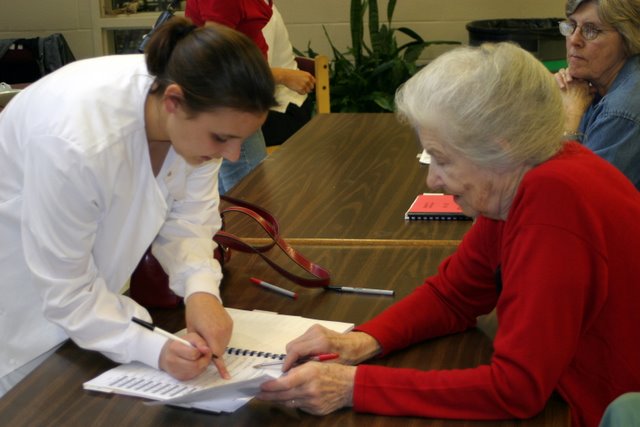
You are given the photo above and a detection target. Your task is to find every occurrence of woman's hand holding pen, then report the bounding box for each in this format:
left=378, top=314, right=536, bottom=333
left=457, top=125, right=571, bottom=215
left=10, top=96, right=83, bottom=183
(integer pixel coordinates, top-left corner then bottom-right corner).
left=282, top=325, right=382, bottom=371
left=256, top=325, right=382, bottom=415
left=158, top=332, right=212, bottom=381
left=136, top=292, right=232, bottom=381
left=185, top=292, right=233, bottom=379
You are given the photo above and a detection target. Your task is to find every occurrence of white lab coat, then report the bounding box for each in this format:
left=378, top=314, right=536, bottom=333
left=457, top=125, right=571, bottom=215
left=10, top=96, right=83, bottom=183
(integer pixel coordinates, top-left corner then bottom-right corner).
left=0, top=55, right=223, bottom=378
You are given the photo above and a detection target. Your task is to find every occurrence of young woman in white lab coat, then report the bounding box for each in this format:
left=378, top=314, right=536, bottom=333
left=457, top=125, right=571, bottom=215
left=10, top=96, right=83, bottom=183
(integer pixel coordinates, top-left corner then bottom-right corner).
left=0, top=18, right=275, bottom=396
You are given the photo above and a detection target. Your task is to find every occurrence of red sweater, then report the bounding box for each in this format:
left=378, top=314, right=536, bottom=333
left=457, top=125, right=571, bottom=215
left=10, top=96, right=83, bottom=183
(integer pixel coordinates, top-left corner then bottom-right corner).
left=185, top=0, right=272, bottom=57
left=355, top=143, right=640, bottom=427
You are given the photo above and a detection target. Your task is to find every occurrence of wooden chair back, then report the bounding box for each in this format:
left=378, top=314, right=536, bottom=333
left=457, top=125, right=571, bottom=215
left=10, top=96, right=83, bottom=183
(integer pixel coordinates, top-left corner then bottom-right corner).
left=294, top=55, right=330, bottom=114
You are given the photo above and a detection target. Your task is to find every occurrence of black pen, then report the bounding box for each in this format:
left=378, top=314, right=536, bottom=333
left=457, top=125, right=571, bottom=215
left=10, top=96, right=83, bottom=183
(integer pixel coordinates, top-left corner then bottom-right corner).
left=326, top=286, right=394, bottom=296
left=132, top=317, right=220, bottom=359
left=132, top=317, right=195, bottom=349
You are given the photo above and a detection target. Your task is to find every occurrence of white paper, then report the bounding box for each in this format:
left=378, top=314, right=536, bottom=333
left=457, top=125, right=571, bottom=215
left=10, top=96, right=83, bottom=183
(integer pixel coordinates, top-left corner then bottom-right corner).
left=83, top=308, right=354, bottom=412
left=419, top=149, right=431, bottom=164
left=225, top=308, right=354, bottom=355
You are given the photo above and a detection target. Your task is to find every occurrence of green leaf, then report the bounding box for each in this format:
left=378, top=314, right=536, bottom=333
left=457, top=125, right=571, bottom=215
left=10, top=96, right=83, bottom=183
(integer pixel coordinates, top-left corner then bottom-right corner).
left=396, top=27, right=425, bottom=42
left=368, top=0, right=381, bottom=54
left=401, top=42, right=427, bottom=63
left=316, top=0, right=461, bottom=112
left=350, top=0, right=365, bottom=65
left=371, top=91, right=395, bottom=111
left=387, top=0, right=397, bottom=24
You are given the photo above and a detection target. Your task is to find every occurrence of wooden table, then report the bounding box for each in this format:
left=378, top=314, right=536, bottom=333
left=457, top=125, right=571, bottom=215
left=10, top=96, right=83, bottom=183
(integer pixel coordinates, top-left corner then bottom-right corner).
left=0, top=246, right=568, bottom=427
left=224, top=113, right=472, bottom=245
left=0, top=114, right=568, bottom=426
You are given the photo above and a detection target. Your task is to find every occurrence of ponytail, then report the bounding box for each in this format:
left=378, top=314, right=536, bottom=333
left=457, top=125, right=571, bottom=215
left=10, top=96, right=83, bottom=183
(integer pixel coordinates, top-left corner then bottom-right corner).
left=145, top=21, right=197, bottom=78
left=144, top=17, right=276, bottom=115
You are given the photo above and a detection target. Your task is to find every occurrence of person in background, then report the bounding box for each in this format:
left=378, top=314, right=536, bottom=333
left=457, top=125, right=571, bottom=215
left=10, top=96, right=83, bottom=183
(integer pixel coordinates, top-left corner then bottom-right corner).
left=0, top=18, right=275, bottom=396
left=554, top=0, right=640, bottom=190
left=186, top=0, right=316, bottom=148
left=256, top=42, right=640, bottom=427
left=217, top=125, right=268, bottom=195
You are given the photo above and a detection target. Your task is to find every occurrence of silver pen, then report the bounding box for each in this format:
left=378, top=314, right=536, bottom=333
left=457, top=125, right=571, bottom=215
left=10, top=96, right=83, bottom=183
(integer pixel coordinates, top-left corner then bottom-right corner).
left=327, top=285, right=394, bottom=296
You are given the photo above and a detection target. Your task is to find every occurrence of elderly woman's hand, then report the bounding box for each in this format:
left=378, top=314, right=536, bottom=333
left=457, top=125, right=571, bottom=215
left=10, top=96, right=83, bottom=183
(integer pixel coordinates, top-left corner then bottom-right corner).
left=257, top=361, right=357, bottom=415
left=281, top=325, right=382, bottom=371
left=255, top=326, right=380, bottom=414
left=554, top=67, right=595, bottom=131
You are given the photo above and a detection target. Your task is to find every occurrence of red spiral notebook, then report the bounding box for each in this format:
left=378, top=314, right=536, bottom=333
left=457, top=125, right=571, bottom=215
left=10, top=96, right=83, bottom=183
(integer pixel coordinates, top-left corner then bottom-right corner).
left=404, top=193, right=471, bottom=221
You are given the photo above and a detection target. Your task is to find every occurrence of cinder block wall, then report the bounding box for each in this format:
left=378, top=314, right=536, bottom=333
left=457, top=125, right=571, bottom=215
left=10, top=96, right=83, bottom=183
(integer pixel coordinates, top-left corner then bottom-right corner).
left=0, top=0, right=94, bottom=60
left=0, top=0, right=564, bottom=61
left=278, top=0, right=565, bottom=62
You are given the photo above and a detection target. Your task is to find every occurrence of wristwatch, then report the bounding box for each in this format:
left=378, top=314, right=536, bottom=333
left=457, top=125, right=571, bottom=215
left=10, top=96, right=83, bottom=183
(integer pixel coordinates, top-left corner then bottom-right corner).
left=563, top=131, right=584, bottom=142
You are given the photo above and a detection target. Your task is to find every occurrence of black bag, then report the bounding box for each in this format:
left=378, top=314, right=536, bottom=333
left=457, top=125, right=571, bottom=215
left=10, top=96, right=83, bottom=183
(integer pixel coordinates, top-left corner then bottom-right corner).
left=0, top=34, right=75, bottom=84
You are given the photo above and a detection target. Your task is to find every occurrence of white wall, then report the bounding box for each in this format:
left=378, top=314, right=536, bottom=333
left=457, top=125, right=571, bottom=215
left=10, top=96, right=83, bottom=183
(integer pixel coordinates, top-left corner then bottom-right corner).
left=0, top=0, right=94, bottom=59
left=0, top=0, right=565, bottom=60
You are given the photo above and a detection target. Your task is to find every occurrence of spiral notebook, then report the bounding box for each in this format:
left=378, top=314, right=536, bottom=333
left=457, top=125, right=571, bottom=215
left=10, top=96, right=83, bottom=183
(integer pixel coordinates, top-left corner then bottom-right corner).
left=83, top=308, right=353, bottom=413
left=404, top=193, right=471, bottom=221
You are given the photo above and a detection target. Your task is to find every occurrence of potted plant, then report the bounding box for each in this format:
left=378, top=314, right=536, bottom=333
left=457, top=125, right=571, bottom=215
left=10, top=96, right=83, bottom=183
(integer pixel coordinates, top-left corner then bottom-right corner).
left=311, top=0, right=459, bottom=112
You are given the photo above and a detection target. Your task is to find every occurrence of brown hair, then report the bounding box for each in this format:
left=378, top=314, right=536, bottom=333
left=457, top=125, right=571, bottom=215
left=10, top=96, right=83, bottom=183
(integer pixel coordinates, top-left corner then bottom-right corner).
left=145, top=17, right=276, bottom=115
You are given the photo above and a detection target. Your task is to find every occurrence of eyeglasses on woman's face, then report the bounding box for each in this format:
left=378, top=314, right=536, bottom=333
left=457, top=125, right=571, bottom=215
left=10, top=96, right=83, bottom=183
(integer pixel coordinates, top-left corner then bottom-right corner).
left=558, top=20, right=612, bottom=41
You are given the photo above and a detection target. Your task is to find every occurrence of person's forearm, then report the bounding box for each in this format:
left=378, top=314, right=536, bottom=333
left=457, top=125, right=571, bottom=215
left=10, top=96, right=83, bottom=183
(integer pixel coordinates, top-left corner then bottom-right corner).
left=342, top=331, right=381, bottom=365
left=563, top=109, right=585, bottom=134
left=271, top=67, right=287, bottom=85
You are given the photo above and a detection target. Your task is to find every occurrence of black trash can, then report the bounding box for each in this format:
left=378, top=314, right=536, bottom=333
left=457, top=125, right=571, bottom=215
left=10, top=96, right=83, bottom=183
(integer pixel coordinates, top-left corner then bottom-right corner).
left=466, top=18, right=566, bottom=61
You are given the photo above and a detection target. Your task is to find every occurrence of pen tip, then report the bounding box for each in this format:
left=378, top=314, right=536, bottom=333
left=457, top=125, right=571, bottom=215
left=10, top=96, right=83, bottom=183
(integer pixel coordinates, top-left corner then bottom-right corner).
left=249, top=277, right=260, bottom=285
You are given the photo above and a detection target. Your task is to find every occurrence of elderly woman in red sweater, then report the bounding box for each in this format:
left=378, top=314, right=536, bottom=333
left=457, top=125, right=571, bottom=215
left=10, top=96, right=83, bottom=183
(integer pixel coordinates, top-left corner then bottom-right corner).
left=256, top=42, right=640, bottom=427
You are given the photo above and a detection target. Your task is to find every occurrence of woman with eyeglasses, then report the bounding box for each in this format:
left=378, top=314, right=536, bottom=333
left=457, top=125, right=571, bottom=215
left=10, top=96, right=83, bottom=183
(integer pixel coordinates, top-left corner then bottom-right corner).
left=555, top=0, right=640, bottom=190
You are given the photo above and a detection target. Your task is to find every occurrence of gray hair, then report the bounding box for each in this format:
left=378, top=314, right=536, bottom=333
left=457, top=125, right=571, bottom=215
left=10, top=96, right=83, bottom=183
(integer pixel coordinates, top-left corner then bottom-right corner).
left=566, top=0, right=588, bottom=15
left=599, top=0, right=640, bottom=56
left=395, top=42, right=564, bottom=171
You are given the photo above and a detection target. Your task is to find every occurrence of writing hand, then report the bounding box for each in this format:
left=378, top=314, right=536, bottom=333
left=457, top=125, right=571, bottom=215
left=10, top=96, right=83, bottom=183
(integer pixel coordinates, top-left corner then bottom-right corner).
left=185, top=292, right=233, bottom=379
left=158, top=331, right=212, bottom=380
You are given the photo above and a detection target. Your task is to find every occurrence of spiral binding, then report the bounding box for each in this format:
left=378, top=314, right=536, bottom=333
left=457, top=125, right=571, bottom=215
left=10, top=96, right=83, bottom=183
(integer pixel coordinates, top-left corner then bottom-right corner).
left=226, top=347, right=285, bottom=360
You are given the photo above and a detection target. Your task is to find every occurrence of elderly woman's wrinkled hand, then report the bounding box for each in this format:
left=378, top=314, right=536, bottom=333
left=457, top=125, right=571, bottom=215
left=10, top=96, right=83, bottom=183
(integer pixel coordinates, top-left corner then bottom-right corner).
left=257, top=361, right=357, bottom=415
left=281, top=325, right=381, bottom=371
left=554, top=67, right=575, bottom=89
left=555, top=68, right=595, bottom=129
left=254, top=326, right=380, bottom=414
left=555, top=68, right=594, bottom=97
